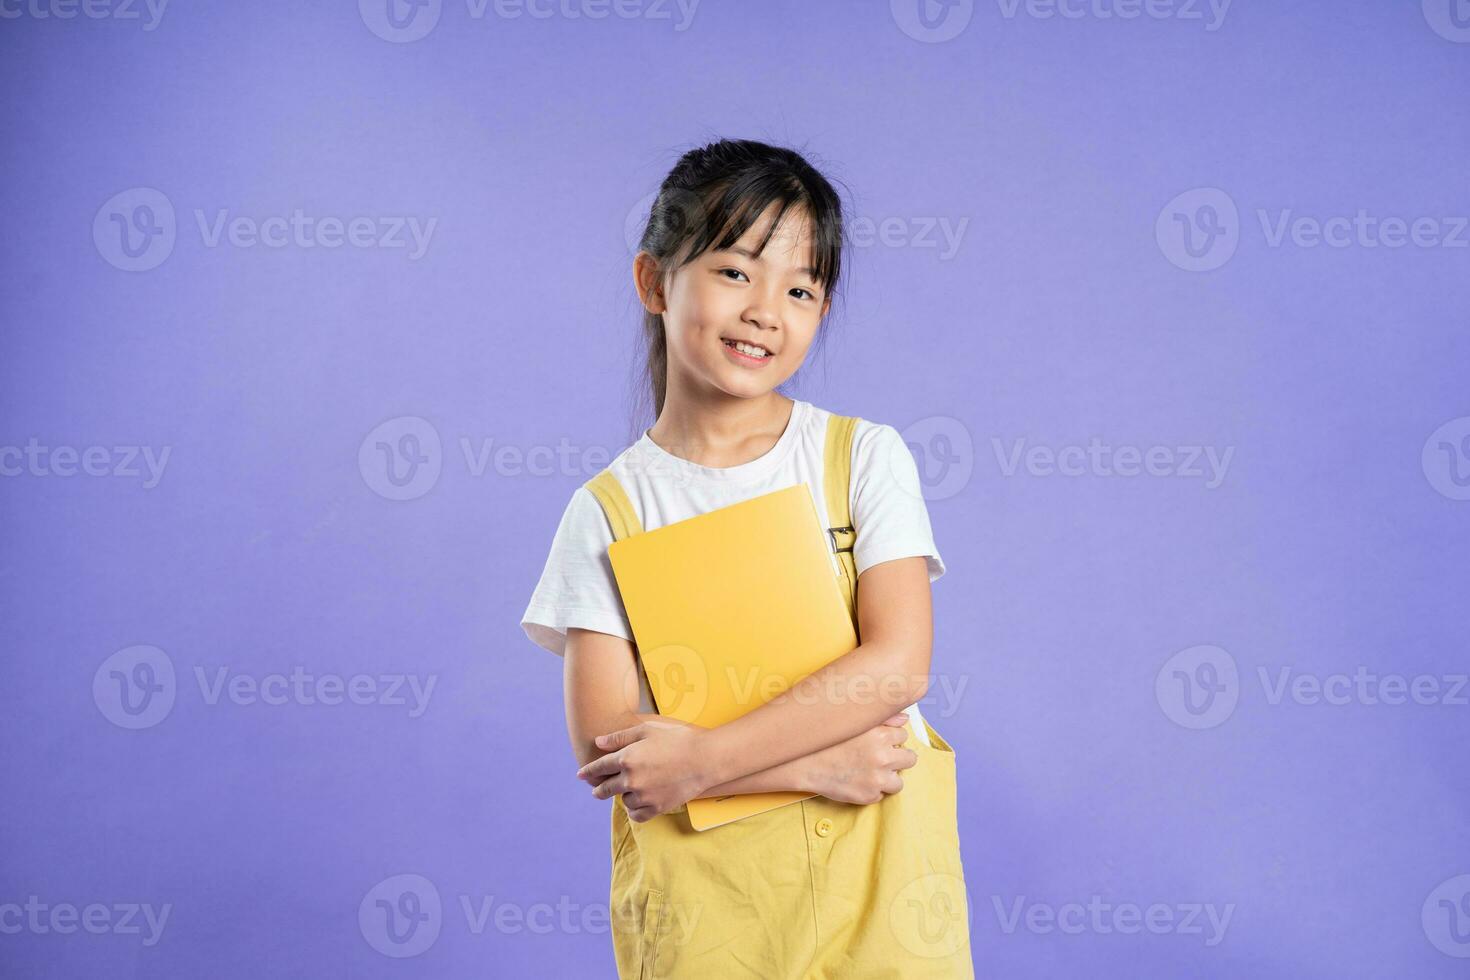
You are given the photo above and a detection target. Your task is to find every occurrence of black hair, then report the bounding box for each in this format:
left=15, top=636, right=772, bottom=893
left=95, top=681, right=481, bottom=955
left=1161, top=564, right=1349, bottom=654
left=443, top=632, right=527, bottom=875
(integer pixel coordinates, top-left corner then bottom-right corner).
left=628, top=138, right=848, bottom=435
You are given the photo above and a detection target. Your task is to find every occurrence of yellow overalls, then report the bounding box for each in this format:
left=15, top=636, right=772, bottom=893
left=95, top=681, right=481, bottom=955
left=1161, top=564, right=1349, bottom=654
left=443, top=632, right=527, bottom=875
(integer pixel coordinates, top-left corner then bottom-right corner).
left=584, top=412, right=975, bottom=979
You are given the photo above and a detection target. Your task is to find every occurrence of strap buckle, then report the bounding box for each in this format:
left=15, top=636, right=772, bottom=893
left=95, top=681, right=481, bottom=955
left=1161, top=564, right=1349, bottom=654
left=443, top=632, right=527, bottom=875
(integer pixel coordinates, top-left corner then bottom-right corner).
left=827, top=525, right=855, bottom=554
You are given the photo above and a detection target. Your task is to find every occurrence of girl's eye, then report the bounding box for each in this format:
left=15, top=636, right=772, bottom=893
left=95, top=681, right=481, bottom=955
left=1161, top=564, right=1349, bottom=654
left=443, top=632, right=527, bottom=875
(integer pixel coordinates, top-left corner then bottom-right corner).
left=720, top=268, right=817, bottom=301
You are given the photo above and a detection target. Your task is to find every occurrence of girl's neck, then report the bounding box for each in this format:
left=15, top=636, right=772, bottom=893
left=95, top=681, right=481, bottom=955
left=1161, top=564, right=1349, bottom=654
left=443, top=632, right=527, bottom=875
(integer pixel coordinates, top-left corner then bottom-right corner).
left=646, top=391, right=796, bottom=469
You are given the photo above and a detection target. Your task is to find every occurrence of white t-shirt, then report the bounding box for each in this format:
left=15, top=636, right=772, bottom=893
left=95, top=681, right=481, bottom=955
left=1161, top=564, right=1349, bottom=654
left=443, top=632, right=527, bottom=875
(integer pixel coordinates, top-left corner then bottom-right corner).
left=519, top=397, right=946, bottom=746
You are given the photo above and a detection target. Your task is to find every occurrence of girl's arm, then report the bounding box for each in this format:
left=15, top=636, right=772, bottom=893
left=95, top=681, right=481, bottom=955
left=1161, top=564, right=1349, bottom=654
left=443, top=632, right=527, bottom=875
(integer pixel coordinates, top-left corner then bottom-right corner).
left=563, top=628, right=904, bottom=799
left=695, top=555, right=936, bottom=790
left=576, top=556, right=938, bottom=816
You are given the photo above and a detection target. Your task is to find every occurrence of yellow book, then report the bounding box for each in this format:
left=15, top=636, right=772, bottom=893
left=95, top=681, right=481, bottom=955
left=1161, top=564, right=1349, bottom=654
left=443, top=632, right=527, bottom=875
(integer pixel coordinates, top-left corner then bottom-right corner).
left=606, top=483, right=859, bottom=831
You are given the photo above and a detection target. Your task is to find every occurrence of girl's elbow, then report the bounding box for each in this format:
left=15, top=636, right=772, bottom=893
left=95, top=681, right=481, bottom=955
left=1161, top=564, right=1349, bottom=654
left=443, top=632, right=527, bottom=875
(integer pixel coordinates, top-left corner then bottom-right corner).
left=905, top=645, right=933, bottom=703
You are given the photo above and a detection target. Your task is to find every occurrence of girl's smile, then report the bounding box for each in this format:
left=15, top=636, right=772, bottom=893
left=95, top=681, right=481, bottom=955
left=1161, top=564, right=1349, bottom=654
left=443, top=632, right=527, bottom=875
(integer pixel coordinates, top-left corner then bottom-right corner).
left=720, top=336, right=776, bottom=368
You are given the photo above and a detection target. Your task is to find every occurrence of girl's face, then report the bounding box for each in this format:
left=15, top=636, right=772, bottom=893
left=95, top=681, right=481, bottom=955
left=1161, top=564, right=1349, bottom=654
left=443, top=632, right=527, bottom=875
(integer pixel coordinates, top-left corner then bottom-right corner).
left=640, top=202, right=832, bottom=402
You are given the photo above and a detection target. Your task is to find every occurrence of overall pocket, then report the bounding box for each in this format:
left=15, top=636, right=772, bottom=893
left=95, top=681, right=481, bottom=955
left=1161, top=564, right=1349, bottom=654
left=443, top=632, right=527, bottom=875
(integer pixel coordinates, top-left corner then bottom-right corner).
left=638, top=887, right=668, bottom=980
left=905, top=719, right=964, bottom=876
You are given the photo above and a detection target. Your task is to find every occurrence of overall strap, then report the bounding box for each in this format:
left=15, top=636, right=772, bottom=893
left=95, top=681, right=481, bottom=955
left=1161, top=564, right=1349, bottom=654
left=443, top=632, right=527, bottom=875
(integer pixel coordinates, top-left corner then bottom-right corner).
left=584, top=468, right=643, bottom=542
left=585, top=413, right=861, bottom=621
left=823, top=412, right=862, bottom=626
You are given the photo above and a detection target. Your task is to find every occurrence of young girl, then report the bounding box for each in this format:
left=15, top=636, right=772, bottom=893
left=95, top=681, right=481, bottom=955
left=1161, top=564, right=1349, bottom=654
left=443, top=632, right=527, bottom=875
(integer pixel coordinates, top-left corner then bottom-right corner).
left=520, top=138, right=974, bottom=978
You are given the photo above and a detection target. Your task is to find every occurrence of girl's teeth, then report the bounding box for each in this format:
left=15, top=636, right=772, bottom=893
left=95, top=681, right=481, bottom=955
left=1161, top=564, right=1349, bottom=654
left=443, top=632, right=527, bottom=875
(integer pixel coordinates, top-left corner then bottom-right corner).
left=729, top=341, right=768, bottom=358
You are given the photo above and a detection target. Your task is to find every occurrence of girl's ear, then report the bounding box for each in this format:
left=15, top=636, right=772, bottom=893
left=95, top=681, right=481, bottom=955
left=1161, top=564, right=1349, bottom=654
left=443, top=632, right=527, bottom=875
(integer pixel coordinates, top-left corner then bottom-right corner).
left=633, top=251, right=666, bottom=314
left=632, top=251, right=667, bottom=312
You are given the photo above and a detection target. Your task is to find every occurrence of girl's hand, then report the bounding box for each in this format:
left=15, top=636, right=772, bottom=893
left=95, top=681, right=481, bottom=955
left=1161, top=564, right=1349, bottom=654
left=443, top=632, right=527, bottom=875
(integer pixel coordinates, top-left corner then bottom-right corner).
left=576, top=717, right=710, bottom=822
left=806, top=712, right=917, bottom=805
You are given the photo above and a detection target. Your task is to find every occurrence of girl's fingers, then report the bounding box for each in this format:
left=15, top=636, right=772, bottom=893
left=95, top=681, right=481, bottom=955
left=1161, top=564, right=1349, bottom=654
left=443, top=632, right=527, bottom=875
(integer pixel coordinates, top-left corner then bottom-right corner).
left=591, top=775, right=627, bottom=799
left=883, top=712, right=908, bottom=726
left=593, top=723, right=647, bottom=751
left=577, top=749, right=624, bottom=781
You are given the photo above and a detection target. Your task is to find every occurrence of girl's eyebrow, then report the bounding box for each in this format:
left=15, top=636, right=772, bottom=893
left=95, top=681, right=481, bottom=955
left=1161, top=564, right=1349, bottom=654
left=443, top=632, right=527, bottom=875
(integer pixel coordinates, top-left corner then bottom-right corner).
left=719, top=244, right=820, bottom=284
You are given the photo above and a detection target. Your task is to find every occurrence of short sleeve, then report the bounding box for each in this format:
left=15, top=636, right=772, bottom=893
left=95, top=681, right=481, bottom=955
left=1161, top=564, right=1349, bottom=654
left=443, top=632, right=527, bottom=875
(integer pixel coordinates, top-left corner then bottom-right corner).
left=849, top=422, right=946, bottom=584
left=519, top=486, right=635, bottom=657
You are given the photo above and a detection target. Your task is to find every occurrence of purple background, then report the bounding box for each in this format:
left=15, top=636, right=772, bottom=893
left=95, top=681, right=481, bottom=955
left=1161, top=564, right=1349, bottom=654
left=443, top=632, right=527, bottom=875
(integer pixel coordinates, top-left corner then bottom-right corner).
left=3, top=0, right=1468, bottom=976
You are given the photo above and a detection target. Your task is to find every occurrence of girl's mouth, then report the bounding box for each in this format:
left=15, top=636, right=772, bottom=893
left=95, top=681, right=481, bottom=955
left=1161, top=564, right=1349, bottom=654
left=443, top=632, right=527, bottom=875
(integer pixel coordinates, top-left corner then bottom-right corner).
left=721, top=338, right=774, bottom=367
